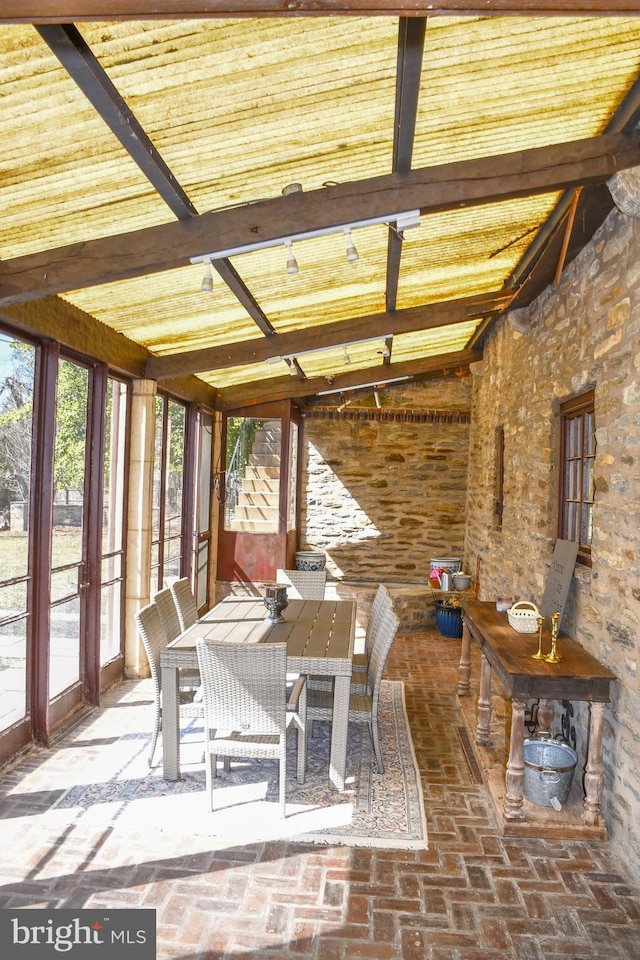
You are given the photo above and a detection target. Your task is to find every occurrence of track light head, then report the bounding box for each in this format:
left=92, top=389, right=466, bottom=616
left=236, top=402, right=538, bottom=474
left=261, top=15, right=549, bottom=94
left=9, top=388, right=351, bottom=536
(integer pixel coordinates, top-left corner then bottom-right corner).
left=285, top=240, right=299, bottom=275
left=344, top=228, right=358, bottom=262
left=201, top=260, right=214, bottom=293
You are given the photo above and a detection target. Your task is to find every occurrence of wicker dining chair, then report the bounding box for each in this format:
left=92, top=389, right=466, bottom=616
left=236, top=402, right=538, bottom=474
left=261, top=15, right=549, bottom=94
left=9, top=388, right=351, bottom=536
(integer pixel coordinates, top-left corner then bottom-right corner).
left=154, top=586, right=182, bottom=641
left=305, top=607, right=400, bottom=774
left=351, top=583, right=393, bottom=686
left=275, top=568, right=327, bottom=600
left=170, top=577, right=199, bottom=632
left=195, top=640, right=307, bottom=817
left=135, top=601, right=203, bottom=767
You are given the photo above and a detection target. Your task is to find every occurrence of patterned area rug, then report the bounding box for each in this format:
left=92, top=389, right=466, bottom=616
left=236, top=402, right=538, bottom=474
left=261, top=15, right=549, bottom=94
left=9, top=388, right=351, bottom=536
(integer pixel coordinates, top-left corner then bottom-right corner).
left=54, top=680, right=427, bottom=850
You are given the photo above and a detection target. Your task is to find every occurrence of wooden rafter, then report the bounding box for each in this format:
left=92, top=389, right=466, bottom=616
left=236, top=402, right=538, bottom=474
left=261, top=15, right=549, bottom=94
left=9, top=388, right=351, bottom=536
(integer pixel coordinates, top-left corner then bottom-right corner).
left=2, top=133, right=638, bottom=308
left=145, top=291, right=511, bottom=379
left=2, top=3, right=640, bottom=24
left=217, top=347, right=483, bottom=410
left=386, top=16, right=426, bottom=315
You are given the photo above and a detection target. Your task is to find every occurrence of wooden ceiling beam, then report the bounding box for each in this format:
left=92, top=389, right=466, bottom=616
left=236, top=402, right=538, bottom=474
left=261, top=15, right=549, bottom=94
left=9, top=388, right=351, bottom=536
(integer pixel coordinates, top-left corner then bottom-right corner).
left=3, top=3, right=640, bottom=24
left=145, top=290, right=511, bottom=379
left=217, top=347, right=483, bottom=411
left=1, top=133, right=638, bottom=308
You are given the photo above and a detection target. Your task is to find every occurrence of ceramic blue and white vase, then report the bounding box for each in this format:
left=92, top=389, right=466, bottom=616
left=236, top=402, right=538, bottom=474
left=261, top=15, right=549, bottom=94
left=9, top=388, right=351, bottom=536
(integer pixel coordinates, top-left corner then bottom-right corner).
left=294, top=551, right=326, bottom=571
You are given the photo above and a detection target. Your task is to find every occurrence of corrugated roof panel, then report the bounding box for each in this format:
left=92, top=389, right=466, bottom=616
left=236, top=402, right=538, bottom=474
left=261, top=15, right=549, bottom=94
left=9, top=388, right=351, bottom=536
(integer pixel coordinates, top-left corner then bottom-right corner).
left=0, top=26, right=172, bottom=259
left=397, top=193, right=561, bottom=310
left=390, top=321, right=481, bottom=364
left=82, top=18, right=399, bottom=211
left=412, top=17, right=640, bottom=168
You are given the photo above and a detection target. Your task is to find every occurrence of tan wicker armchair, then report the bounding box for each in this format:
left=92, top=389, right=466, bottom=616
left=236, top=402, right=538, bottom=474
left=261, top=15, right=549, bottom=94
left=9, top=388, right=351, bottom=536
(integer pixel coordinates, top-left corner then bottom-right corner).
left=135, top=601, right=202, bottom=767
left=195, top=640, right=306, bottom=817
left=305, top=607, right=400, bottom=774
left=170, top=577, right=199, bottom=632
left=276, top=568, right=327, bottom=600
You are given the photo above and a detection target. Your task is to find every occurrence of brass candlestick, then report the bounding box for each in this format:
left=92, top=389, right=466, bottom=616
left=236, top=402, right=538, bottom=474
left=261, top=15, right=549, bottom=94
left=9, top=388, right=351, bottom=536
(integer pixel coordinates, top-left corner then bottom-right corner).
left=545, top=611, right=562, bottom=662
left=532, top=615, right=546, bottom=660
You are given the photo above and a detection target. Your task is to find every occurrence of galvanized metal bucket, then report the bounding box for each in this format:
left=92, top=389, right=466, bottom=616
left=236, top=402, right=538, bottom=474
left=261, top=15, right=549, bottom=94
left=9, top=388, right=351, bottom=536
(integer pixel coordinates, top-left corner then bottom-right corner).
left=523, top=738, right=577, bottom=809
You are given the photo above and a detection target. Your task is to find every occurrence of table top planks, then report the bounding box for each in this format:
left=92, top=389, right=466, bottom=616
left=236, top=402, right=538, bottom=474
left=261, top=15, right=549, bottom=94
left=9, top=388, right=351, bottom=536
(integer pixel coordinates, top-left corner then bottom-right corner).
left=167, top=597, right=355, bottom=673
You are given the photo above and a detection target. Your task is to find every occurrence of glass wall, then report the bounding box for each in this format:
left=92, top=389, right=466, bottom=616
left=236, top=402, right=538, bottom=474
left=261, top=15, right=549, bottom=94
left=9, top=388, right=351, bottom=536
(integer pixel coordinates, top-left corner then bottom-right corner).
left=0, top=335, right=34, bottom=734
left=152, top=395, right=186, bottom=590
left=100, top=378, right=128, bottom=666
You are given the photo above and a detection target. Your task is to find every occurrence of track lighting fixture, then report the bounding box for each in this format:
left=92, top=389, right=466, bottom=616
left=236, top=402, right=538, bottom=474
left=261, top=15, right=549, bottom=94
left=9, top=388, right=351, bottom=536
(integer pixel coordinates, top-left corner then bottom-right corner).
left=190, top=209, right=420, bottom=285
left=200, top=259, right=214, bottom=293
left=285, top=240, right=299, bottom=275
left=344, top=228, right=358, bottom=262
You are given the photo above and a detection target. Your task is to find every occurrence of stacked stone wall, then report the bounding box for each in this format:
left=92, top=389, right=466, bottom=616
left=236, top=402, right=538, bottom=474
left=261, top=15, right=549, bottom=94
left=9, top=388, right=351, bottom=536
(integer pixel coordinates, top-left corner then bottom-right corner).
left=300, top=378, right=472, bottom=586
left=464, top=205, right=640, bottom=878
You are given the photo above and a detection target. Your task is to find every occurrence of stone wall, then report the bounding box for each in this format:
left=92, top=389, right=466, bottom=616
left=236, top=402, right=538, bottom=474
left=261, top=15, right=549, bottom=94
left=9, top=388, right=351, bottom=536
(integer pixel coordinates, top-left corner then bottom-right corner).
left=300, top=378, right=472, bottom=586
left=464, top=204, right=640, bottom=877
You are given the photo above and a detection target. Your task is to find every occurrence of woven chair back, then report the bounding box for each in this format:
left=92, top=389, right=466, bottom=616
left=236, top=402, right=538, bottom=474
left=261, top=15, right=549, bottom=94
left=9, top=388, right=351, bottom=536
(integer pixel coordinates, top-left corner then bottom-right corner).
left=196, top=640, right=288, bottom=736
left=276, top=568, right=326, bottom=600
left=154, top=587, right=182, bottom=641
left=134, top=602, right=168, bottom=689
left=365, top=584, right=392, bottom=653
left=171, top=578, right=199, bottom=631
left=366, top=607, right=400, bottom=706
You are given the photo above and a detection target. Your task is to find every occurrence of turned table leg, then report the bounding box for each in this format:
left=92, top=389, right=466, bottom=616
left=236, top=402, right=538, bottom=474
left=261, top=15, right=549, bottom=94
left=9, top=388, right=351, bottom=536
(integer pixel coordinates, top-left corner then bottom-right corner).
left=475, top=653, right=492, bottom=746
left=504, top=698, right=527, bottom=822
left=537, top=698, right=554, bottom=737
left=583, top=700, right=606, bottom=827
left=457, top=620, right=472, bottom=697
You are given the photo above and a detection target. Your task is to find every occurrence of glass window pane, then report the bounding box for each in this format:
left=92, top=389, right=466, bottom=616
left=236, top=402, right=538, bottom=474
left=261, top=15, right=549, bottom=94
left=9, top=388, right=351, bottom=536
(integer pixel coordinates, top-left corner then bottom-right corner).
left=165, top=400, right=185, bottom=541
left=103, top=379, right=127, bottom=556
left=581, top=502, right=593, bottom=548
left=582, top=457, right=594, bottom=503
left=0, top=581, right=27, bottom=618
left=199, top=412, right=212, bottom=534
left=565, top=417, right=580, bottom=458
left=196, top=541, right=208, bottom=609
left=0, top=337, right=34, bottom=568
left=566, top=501, right=578, bottom=542
left=49, top=596, right=80, bottom=698
left=102, top=553, right=121, bottom=585
left=100, top=581, right=122, bottom=665
left=566, top=459, right=579, bottom=500
left=288, top=422, right=298, bottom=532
left=584, top=411, right=596, bottom=456
left=152, top=396, right=164, bottom=541
left=0, top=615, right=27, bottom=729
left=51, top=566, right=79, bottom=605
left=224, top=416, right=280, bottom=534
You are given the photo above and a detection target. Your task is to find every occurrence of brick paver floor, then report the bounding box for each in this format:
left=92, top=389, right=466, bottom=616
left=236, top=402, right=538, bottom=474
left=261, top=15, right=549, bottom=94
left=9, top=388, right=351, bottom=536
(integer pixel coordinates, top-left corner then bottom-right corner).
left=1, top=627, right=639, bottom=959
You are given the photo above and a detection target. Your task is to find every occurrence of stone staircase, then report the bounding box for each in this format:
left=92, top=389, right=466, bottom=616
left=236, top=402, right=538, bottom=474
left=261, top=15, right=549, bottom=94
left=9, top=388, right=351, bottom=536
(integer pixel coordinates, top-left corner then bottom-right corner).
left=226, top=419, right=281, bottom=533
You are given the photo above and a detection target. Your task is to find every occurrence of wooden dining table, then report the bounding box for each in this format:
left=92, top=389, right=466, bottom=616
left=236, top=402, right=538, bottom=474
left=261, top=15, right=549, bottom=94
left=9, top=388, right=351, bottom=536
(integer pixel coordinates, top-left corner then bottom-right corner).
left=160, top=596, right=356, bottom=791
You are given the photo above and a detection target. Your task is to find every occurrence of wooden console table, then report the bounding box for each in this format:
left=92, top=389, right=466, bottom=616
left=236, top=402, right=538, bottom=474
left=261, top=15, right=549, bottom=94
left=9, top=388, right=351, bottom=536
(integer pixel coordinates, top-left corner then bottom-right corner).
left=458, top=600, right=616, bottom=839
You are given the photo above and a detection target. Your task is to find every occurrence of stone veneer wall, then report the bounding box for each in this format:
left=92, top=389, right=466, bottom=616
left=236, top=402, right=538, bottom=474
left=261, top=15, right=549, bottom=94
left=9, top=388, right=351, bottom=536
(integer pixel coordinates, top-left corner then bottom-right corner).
left=464, top=204, right=640, bottom=878
left=300, top=378, right=472, bottom=589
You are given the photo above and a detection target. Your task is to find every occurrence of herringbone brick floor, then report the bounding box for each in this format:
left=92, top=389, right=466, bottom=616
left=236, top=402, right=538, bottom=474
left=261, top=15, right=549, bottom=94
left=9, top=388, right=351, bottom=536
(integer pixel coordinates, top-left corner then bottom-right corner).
left=1, top=628, right=639, bottom=959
